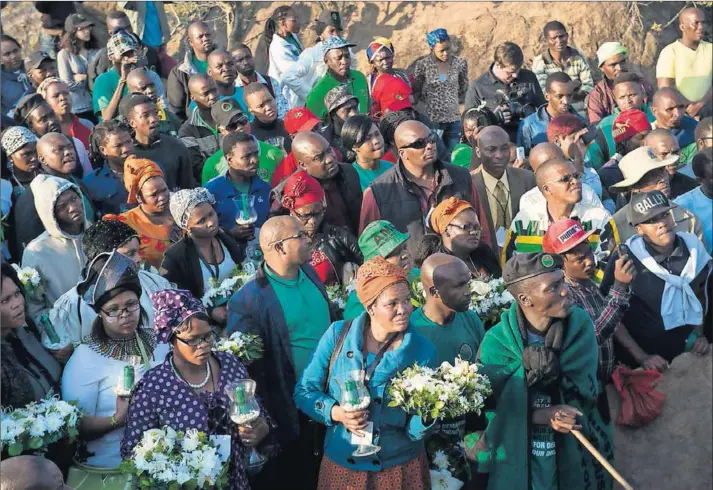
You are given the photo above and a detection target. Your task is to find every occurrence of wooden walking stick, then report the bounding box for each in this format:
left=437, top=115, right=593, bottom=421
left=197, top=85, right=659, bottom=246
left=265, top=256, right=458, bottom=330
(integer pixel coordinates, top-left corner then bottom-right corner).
left=571, top=429, right=634, bottom=490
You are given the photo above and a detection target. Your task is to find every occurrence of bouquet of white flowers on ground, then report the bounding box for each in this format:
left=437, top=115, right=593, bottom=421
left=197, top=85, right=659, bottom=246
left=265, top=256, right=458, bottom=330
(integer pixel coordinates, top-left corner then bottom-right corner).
left=388, top=358, right=492, bottom=423
left=427, top=434, right=468, bottom=490
left=213, top=331, right=264, bottom=364
left=119, top=426, right=230, bottom=490
left=10, top=264, right=46, bottom=302
left=201, top=265, right=255, bottom=308
left=1, top=396, right=81, bottom=457
left=468, top=277, right=514, bottom=325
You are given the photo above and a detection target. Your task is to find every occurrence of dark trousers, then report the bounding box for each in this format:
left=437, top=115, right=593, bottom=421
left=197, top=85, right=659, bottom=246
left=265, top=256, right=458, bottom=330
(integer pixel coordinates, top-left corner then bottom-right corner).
left=249, top=413, right=322, bottom=490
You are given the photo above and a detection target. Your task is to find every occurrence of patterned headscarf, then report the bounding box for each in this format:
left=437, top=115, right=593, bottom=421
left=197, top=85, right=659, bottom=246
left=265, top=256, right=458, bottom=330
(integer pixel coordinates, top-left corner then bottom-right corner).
left=123, top=156, right=165, bottom=204
left=82, top=219, right=138, bottom=262
left=169, top=188, right=216, bottom=230
left=429, top=197, right=474, bottom=235
left=426, top=28, right=449, bottom=49
left=367, top=37, right=394, bottom=62
left=356, top=256, right=409, bottom=308
left=281, top=170, right=325, bottom=211
left=36, top=77, right=64, bottom=100
left=1, top=126, right=37, bottom=156
left=150, top=289, right=206, bottom=343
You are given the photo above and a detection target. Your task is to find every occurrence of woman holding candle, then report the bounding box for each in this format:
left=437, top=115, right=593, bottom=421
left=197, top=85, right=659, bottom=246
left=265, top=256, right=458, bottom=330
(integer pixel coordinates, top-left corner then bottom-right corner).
left=121, top=289, right=273, bottom=489
left=160, top=188, right=245, bottom=325
left=61, top=251, right=168, bottom=486
left=294, top=256, right=436, bottom=490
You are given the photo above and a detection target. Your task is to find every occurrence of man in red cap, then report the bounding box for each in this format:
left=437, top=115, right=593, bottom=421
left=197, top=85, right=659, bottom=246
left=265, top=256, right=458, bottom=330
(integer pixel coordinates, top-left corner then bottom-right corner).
left=543, top=219, right=636, bottom=380
left=598, top=108, right=652, bottom=195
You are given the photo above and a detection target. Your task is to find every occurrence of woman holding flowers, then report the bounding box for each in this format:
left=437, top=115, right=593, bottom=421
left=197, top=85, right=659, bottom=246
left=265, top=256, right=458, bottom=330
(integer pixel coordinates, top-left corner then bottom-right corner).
left=61, top=251, right=169, bottom=487
left=0, top=262, right=62, bottom=409
left=295, top=256, right=436, bottom=490
left=160, top=188, right=245, bottom=325
left=416, top=197, right=501, bottom=279
left=121, top=289, right=273, bottom=489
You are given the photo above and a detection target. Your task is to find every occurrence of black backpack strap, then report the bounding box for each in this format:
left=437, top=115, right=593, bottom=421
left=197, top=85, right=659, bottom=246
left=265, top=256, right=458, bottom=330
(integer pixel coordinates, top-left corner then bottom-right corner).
left=325, top=319, right=353, bottom=388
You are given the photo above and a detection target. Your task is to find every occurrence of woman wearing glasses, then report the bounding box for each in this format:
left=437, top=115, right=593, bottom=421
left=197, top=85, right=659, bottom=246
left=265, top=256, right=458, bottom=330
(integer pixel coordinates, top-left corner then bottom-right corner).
left=281, top=171, right=362, bottom=286
left=61, top=251, right=169, bottom=488
left=161, top=188, right=245, bottom=326
left=415, top=197, right=501, bottom=279
left=121, top=289, right=273, bottom=490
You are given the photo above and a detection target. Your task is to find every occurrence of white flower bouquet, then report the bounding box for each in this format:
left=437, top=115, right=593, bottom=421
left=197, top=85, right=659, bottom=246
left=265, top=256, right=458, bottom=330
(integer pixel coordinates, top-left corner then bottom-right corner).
left=428, top=436, right=467, bottom=490
left=1, top=396, right=81, bottom=457
left=213, top=331, right=264, bottom=364
left=325, top=284, right=348, bottom=311
left=10, top=264, right=46, bottom=302
left=388, top=358, right=491, bottom=423
left=201, top=265, right=255, bottom=308
left=119, top=426, right=230, bottom=490
left=468, top=277, right=514, bottom=325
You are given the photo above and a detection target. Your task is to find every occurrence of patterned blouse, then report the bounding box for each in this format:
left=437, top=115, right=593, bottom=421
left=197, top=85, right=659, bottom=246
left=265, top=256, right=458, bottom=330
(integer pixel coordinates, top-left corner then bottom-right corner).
left=120, top=351, right=274, bottom=489
left=410, top=54, right=469, bottom=124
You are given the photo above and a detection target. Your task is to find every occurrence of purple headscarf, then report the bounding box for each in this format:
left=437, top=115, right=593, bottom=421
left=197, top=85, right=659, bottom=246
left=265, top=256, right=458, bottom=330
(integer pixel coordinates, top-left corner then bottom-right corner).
left=150, top=289, right=206, bottom=342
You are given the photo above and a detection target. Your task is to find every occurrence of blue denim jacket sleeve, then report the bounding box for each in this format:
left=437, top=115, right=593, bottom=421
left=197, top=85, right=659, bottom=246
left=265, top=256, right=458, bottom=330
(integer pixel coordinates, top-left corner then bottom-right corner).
left=294, top=321, right=344, bottom=426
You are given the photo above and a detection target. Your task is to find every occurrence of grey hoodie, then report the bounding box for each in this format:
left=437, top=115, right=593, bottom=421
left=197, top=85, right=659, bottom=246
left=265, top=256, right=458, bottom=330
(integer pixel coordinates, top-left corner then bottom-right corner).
left=22, top=175, right=88, bottom=319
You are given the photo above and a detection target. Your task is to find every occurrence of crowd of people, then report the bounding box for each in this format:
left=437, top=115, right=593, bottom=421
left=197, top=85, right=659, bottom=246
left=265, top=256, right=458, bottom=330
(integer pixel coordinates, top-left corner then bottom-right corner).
left=0, top=2, right=712, bottom=489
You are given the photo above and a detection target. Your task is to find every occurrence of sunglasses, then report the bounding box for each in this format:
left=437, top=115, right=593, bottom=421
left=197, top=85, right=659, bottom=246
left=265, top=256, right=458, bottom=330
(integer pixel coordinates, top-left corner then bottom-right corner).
left=447, top=222, right=481, bottom=233
left=401, top=132, right=438, bottom=150
left=293, top=207, right=325, bottom=222
left=544, top=172, right=583, bottom=186
left=226, top=114, right=249, bottom=131
left=269, top=230, right=308, bottom=248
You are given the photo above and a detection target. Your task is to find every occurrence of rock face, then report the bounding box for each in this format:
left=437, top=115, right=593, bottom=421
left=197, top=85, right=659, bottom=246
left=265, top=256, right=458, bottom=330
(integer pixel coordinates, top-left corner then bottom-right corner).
left=3, top=1, right=704, bottom=87
left=606, top=352, right=713, bottom=490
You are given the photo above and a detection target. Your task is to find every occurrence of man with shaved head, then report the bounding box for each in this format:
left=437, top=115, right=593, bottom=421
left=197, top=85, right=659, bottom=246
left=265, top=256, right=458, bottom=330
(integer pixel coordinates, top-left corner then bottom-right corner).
left=280, top=131, right=362, bottom=234
left=656, top=6, right=712, bottom=119
left=227, top=215, right=334, bottom=489
left=0, top=455, right=71, bottom=490
left=696, top=116, right=713, bottom=151
left=651, top=88, right=700, bottom=166
left=645, top=128, right=698, bottom=197
left=167, top=21, right=215, bottom=119
left=178, top=74, right=220, bottom=174
left=528, top=141, right=564, bottom=174
left=472, top=125, right=536, bottom=249
left=360, top=120, right=486, bottom=257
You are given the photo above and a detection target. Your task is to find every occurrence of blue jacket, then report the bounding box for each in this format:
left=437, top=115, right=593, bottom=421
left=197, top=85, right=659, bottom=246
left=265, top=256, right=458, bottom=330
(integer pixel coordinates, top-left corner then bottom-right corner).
left=516, top=104, right=586, bottom=153
left=204, top=174, right=271, bottom=231
left=82, top=162, right=133, bottom=216
left=227, top=263, right=336, bottom=445
left=294, top=312, right=437, bottom=471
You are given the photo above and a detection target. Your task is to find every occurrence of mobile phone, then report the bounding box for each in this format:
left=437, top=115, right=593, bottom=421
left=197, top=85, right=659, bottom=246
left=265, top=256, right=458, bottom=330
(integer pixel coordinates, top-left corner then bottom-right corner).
left=618, top=244, right=630, bottom=257
left=516, top=146, right=525, bottom=161
left=580, top=127, right=599, bottom=146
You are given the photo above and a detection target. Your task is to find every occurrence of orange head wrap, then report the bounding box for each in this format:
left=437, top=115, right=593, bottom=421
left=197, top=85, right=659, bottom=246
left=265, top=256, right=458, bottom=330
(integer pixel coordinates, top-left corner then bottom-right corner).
left=123, top=156, right=165, bottom=204
left=356, top=256, right=409, bottom=308
left=429, top=197, right=474, bottom=235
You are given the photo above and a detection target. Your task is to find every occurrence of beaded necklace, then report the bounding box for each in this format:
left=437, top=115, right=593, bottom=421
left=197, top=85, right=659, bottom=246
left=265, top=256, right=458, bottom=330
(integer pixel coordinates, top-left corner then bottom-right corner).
left=86, top=327, right=157, bottom=363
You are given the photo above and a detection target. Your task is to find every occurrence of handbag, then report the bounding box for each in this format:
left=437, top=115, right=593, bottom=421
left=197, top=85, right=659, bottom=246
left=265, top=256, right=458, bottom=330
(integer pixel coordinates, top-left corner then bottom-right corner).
left=66, top=460, right=133, bottom=490
left=611, top=364, right=666, bottom=427
left=311, top=319, right=354, bottom=459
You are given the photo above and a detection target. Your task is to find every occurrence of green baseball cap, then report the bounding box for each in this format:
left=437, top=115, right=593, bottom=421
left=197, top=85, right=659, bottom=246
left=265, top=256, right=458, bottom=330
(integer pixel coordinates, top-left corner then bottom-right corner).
left=358, top=220, right=409, bottom=261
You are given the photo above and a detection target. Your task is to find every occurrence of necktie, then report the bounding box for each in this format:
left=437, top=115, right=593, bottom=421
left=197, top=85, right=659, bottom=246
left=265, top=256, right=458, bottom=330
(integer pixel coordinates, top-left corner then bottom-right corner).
left=494, top=180, right=511, bottom=230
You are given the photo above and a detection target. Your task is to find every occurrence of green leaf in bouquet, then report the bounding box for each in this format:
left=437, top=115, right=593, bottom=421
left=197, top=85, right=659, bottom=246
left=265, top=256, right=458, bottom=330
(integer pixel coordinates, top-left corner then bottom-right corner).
left=168, top=482, right=180, bottom=490
left=387, top=400, right=399, bottom=408
left=183, top=480, right=198, bottom=490
left=29, top=436, right=44, bottom=449
left=8, top=442, right=24, bottom=456
left=119, top=460, right=136, bottom=474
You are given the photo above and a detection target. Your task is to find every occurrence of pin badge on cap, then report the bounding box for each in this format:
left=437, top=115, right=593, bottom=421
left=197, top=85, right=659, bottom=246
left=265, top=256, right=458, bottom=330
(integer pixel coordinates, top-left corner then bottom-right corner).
left=541, top=254, right=555, bottom=268
left=222, top=102, right=233, bottom=112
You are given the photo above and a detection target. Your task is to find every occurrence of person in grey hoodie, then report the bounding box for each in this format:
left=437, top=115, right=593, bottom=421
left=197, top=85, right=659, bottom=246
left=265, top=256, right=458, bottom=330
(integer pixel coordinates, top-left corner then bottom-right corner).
left=21, top=175, right=89, bottom=320
left=1, top=35, right=32, bottom=118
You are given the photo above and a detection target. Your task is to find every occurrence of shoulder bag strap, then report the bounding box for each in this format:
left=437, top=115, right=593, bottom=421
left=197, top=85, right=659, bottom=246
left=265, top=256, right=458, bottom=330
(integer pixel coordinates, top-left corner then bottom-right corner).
left=325, top=319, right=353, bottom=389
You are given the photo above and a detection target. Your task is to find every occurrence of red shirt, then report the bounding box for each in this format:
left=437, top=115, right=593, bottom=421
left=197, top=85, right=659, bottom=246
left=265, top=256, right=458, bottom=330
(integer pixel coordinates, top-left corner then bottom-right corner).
left=68, top=116, right=92, bottom=151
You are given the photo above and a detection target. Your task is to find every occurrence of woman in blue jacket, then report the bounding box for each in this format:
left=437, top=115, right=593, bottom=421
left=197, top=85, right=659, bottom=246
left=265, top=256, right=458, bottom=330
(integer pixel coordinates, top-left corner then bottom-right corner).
left=295, top=256, right=437, bottom=490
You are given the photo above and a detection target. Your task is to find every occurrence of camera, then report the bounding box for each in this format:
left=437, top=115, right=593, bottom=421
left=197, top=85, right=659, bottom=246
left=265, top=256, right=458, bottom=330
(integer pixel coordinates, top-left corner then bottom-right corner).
left=494, top=84, right=537, bottom=124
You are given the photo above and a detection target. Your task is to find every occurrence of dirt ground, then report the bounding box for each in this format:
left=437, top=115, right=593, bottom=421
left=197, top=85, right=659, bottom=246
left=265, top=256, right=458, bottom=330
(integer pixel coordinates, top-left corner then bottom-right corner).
left=606, top=352, right=713, bottom=490
left=2, top=1, right=706, bottom=87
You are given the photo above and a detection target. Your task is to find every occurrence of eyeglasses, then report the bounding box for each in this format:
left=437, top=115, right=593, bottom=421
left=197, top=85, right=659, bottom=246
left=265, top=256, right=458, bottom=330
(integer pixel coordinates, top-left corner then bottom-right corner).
left=544, top=172, right=583, bottom=186
left=269, top=230, right=309, bottom=248
left=101, top=300, right=141, bottom=318
left=293, top=208, right=324, bottom=222
left=447, top=223, right=482, bottom=233
left=226, top=114, right=249, bottom=131
left=174, top=331, right=217, bottom=348
left=400, top=132, right=438, bottom=150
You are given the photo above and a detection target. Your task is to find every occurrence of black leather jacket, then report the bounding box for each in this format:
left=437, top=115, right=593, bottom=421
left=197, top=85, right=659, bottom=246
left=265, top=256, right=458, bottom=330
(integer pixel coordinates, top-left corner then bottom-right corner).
left=312, top=223, right=363, bottom=285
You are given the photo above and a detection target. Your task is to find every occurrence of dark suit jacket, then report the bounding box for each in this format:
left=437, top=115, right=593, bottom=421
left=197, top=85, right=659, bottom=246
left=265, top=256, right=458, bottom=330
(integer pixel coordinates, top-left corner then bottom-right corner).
left=471, top=166, right=536, bottom=251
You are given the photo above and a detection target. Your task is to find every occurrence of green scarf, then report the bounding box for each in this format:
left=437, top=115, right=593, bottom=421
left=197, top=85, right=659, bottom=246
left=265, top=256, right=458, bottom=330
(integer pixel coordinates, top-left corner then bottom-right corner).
left=477, top=304, right=613, bottom=490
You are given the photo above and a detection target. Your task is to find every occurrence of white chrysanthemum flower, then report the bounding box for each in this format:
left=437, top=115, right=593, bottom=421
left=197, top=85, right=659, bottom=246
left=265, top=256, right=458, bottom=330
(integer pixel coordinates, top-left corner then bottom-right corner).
left=29, top=417, right=47, bottom=437
left=432, top=449, right=450, bottom=471
left=470, top=280, right=492, bottom=297
left=44, top=413, right=64, bottom=433
left=175, top=464, right=193, bottom=484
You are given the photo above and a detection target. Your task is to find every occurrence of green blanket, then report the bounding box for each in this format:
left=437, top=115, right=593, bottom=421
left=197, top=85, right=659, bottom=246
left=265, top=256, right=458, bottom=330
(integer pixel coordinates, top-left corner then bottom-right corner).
left=477, top=304, right=613, bottom=490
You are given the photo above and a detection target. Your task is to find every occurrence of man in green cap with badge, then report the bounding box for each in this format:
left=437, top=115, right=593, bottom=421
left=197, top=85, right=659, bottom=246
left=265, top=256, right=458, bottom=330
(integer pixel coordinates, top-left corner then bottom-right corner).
left=342, top=220, right=413, bottom=319
left=475, top=252, right=613, bottom=490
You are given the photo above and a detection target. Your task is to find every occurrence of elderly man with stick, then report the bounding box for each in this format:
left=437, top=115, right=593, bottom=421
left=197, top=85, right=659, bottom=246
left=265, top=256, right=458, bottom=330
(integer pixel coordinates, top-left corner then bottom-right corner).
left=475, top=252, right=622, bottom=490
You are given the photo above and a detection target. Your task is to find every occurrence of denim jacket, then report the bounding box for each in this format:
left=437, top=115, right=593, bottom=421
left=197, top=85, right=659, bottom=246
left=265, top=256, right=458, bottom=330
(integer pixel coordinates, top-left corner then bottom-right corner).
left=294, top=312, right=437, bottom=472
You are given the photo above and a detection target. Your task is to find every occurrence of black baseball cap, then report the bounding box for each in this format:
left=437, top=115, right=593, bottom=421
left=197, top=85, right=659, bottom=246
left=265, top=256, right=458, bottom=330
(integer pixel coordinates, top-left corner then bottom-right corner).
left=317, top=10, right=343, bottom=30
left=65, top=13, right=93, bottom=33
left=503, top=252, right=563, bottom=287
left=627, top=190, right=676, bottom=226
left=211, top=99, right=248, bottom=129
left=24, top=52, right=53, bottom=72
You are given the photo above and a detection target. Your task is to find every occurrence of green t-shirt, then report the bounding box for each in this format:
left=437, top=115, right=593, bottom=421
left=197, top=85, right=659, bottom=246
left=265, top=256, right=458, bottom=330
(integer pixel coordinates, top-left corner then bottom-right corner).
left=306, top=70, right=371, bottom=120
left=527, top=332, right=558, bottom=490
left=410, top=308, right=484, bottom=364
left=193, top=55, right=208, bottom=75
left=201, top=142, right=286, bottom=185
left=450, top=143, right=473, bottom=170
left=92, top=68, right=126, bottom=117
left=264, top=266, right=331, bottom=379
left=351, top=160, right=391, bottom=191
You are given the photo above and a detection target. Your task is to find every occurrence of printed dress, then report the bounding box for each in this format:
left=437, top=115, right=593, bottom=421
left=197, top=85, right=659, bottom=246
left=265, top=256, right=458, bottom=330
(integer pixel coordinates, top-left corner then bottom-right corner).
left=120, top=351, right=274, bottom=489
